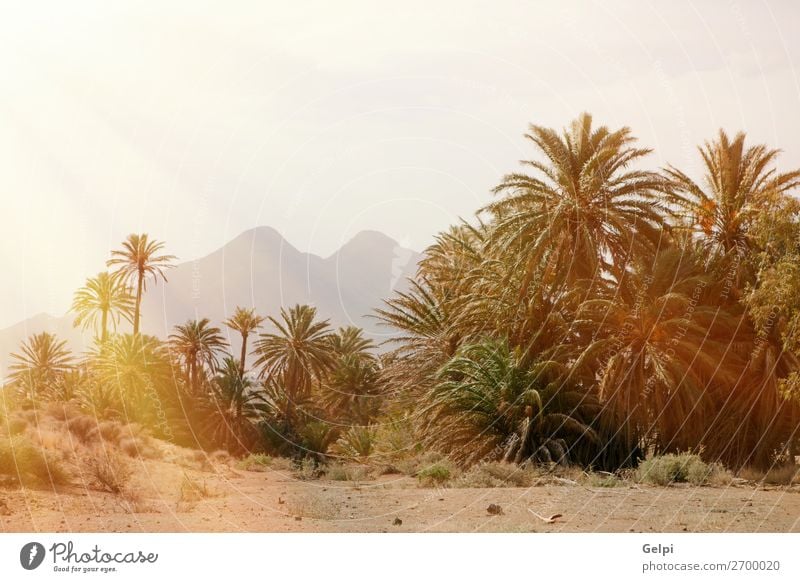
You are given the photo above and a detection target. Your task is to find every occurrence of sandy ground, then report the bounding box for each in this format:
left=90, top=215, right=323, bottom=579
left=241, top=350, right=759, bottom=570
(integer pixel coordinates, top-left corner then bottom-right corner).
left=2, top=459, right=800, bottom=533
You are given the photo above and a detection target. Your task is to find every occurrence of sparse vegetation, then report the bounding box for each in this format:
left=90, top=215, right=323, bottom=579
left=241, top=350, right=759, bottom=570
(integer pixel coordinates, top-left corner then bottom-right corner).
left=84, top=450, right=133, bottom=494
left=636, top=454, right=732, bottom=486
left=417, top=461, right=457, bottom=486
left=236, top=453, right=274, bottom=472
left=0, top=436, right=70, bottom=487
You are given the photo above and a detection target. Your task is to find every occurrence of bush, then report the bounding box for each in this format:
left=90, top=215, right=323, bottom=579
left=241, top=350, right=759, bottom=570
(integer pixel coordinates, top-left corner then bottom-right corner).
left=332, top=425, right=377, bottom=461
left=0, top=436, right=71, bottom=487
left=636, top=453, right=732, bottom=486
left=66, top=415, right=98, bottom=443
left=236, top=453, right=274, bottom=472
left=454, top=461, right=538, bottom=488
left=84, top=451, right=133, bottom=494
left=179, top=473, right=215, bottom=502
left=417, top=461, right=456, bottom=486
left=325, top=463, right=371, bottom=481
left=739, top=464, right=800, bottom=485
left=5, top=416, right=29, bottom=437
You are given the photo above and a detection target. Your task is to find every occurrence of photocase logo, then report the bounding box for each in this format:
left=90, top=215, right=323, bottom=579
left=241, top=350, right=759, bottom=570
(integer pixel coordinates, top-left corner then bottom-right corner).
left=20, top=542, right=46, bottom=570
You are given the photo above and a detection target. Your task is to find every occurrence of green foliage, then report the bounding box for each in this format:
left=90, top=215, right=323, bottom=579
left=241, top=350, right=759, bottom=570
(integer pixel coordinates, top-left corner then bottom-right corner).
left=417, top=461, right=455, bottom=486
left=332, top=425, right=377, bottom=461
left=424, top=337, right=598, bottom=465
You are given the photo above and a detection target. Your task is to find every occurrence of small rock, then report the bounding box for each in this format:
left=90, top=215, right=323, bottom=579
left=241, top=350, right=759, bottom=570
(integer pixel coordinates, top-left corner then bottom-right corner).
left=295, top=516, right=302, bottom=521
left=487, top=504, right=504, bottom=516
left=392, top=517, right=403, bottom=526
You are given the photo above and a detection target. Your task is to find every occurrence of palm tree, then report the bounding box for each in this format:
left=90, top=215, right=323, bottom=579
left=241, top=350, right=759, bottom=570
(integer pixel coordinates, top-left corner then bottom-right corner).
left=665, top=130, right=800, bottom=264
left=223, top=307, right=265, bottom=378
left=168, top=318, right=229, bottom=394
left=322, top=353, right=383, bottom=425
left=203, top=357, right=267, bottom=453
left=252, top=304, right=334, bottom=427
left=485, top=113, right=669, bottom=291
left=90, top=333, right=172, bottom=425
left=424, top=337, right=598, bottom=465
left=577, top=244, right=745, bottom=462
left=107, top=234, right=176, bottom=335
left=70, top=271, right=134, bottom=342
left=9, top=332, right=74, bottom=401
left=328, top=326, right=376, bottom=359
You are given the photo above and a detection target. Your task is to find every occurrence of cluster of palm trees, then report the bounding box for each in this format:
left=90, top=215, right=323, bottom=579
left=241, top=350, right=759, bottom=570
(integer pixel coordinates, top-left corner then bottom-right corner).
left=378, top=113, right=800, bottom=471
left=5, top=113, right=800, bottom=472
left=6, top=236, right=385, bottom=456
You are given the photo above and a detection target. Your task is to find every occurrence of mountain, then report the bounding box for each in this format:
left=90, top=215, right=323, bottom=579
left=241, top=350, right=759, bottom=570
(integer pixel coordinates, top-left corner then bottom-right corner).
left=0, top=227, right=421, bottom=376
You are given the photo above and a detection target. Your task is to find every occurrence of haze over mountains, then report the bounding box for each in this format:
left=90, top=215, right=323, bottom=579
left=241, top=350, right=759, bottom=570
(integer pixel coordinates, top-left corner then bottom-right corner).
left=0, top=227, right=420, bottom=375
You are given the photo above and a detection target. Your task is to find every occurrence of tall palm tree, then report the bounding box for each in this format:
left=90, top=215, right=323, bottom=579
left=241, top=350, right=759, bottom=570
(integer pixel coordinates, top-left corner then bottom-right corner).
left=665, top=130, right=800, bottom=264
left=223, top=307, right=265, bottom=378
left=107, top=234, right=176, bottom=335
left=203, top=357, right=267, bottom=453
left=168, top=318, right=229, bottom=394
left=70, top=271, right=134, bottom=342
left=252, top=304, right=334, bottom=427
left=485, top=113, right=669, bottom=291
left=9, top=332, right=74, bottom=401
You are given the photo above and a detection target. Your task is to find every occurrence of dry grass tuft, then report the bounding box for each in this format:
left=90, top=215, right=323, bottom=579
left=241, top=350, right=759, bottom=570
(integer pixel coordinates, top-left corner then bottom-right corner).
left=739, top=464, right=800, bottom=485
left=636, top=453, right=732, bottom=486
left=179, top=472, right=217, bottom=502
left=325, top=463, right=372, bottom=482
left=84, top=450, right=133, bottom=494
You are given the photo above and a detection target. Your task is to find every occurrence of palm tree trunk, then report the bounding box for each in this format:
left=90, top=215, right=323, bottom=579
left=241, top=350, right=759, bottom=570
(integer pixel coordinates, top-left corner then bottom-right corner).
left=239, top=333, right=248, bottom=378
left=190, top=359, right=197, bottom=394
left=101, top=308, right=108, bottom=342
left=133, top=270, right=144, bottom=335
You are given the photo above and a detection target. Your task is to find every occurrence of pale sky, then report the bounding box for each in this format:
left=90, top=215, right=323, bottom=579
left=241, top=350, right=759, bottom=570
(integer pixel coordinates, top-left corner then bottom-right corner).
left=1, top=0, right=799, bottom=328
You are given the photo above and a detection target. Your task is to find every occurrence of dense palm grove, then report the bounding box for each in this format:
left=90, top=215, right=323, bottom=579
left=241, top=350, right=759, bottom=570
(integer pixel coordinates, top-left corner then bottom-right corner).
left=4, top=114, right=800, bottom=473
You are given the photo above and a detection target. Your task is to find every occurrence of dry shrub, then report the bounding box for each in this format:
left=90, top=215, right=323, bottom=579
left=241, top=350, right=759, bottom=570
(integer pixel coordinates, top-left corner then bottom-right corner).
left=93, top=420, right=122, bottom=443
left=739, top=464, right=800, bottom=485
left=454, top=461, right=538, bottom=488
left=84, top=451, right=133, bottom=494
left=66, top=415, right=98, bottom=444
left=5, top=416, right=29, bottom=437
left=325, top=463, right=372, bottom=481
left=236, top=453, right=273, bottom=472
left=395, top=450, right=447, bottom=476
left=211, top=450, right=232, bottom=465
left=43, top=401, right=83, bottom=422
left=636, top=453, right=732, bottom=486
left=0, top=436, right=71, bottom=487
left=179, top=473, right=216, bottom=502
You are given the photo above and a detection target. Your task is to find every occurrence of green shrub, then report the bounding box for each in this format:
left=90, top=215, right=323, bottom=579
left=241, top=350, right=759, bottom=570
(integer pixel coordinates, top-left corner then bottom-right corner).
left=417, top=461, right=456, bottom=486
left=333, top=425, right=377, bottom=460
left=636, top=453, right=731, bottom=486
left=0, top=436, right=70, bottom=487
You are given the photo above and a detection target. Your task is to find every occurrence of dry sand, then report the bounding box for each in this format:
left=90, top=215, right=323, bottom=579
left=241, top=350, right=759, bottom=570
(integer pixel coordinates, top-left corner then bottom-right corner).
left=2, top=457, right=799, bottom=533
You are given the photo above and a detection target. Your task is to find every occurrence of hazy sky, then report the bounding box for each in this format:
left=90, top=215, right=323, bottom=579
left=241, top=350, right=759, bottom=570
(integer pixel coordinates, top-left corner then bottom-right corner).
left=1, top=1, right=799, bottom=327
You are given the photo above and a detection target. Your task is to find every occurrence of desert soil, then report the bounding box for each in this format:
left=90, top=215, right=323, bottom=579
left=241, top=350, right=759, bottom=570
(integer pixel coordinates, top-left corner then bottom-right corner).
left=2, top=459, right=800, bottom=533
